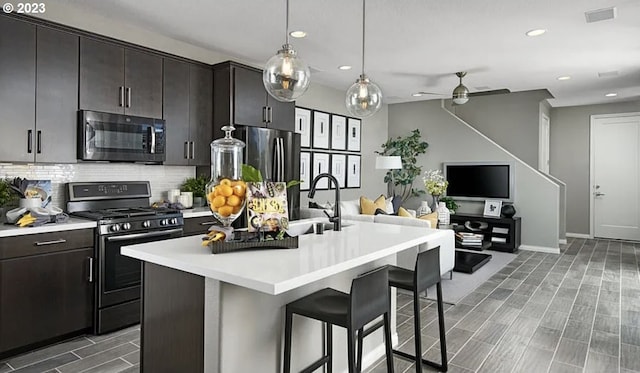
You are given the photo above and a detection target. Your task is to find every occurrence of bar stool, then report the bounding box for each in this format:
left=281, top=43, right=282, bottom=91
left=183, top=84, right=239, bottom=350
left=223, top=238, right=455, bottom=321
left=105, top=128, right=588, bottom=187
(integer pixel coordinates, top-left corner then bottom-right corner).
left=283, top=266, right=394, bottom=373
left=359, top=247, right=448, bottom=372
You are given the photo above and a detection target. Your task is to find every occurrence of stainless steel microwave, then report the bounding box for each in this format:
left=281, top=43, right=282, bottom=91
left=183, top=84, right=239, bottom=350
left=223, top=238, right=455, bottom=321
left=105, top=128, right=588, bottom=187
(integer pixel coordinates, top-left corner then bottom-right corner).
left=78, top=110, right=166, bottom=163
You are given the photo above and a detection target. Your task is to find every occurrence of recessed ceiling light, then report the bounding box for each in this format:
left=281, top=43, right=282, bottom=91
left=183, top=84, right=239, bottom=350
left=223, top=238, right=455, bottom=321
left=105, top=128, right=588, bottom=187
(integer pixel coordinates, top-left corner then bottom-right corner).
left=289, top=31, right=307, bottom=38
left=338, top=65, right=352, bottom=70
left=557, top=76, right=571, bottom=81
left=605, top=92, right=618, bottom=97
left=526, top=29, right=546, bottom=37
left=412, top=93, right=423, bottom=97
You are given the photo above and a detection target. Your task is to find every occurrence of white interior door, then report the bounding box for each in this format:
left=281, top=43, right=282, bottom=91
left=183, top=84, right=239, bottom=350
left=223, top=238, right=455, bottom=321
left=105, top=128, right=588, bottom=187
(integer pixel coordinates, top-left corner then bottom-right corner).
left=591, top=113, right=640, bottom=240
left=539, top=114, right=550, bottom=173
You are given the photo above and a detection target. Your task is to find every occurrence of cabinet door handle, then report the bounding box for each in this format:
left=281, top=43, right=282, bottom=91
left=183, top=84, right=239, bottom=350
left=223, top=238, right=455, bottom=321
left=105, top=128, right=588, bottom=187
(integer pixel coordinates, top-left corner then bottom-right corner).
left=126, top=87, right=132, bottom=108
left=27, top=129, right=33, bottom=154
left=88, top=257, right=94, bottom=283
left=199, top=221, right=218, bottom=226
left=34, top=238, right=67, bottom=246
left=184, top=141, right=190, bottom=159
left=190, top=141, right=195, bottom=159
left=268, top=106, right=273, bottom=123
left=36, top=130, right=42, bottom=154
left=119, top=86, right=124, bottom=107
left=262, top=106, right=267, bottom=123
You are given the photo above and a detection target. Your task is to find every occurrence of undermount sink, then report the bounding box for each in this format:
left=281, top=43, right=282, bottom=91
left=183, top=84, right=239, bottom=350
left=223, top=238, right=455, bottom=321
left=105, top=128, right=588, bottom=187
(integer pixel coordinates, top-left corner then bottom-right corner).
left=286, top=221, right=353, bottom=236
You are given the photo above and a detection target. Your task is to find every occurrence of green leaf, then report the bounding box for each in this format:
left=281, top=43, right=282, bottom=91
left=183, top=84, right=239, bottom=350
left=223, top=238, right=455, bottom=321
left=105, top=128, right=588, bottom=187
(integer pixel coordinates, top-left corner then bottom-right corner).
left=286, top=180, right=302, bottom=188
left=241, top=164, right=263, bottom=183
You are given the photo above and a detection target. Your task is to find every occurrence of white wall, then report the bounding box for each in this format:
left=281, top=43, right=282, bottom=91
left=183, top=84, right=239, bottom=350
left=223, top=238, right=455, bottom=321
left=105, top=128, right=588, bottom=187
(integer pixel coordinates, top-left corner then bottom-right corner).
left=389, top=100, right=560, bottom=251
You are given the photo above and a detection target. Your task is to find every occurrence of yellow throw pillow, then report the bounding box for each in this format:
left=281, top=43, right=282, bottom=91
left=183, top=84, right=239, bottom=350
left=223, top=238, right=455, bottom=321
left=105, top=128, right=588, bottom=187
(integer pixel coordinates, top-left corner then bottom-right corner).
left=360, top=195, right=386, bottom=215
left=398, top=206, right=413, bottom=217
left=418, top=212, right=438, bottom=228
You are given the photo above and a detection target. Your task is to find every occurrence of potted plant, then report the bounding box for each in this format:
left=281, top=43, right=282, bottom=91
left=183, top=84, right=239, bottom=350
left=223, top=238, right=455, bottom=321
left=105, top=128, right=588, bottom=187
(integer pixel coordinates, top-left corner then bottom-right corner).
left=181, top=176, right=208, bottom=207
left=376, top=129, right=429, bottom=202
left=0, top=179, right=18, bottom=223
left=439, top=196, right=459, bottom=214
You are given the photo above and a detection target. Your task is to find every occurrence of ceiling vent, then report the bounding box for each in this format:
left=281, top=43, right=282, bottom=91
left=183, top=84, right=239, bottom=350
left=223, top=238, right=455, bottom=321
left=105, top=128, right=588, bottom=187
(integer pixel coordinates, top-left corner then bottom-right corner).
left=598, top=70, right=619, bottom=78
left=585, top=7, right=616, bottom=23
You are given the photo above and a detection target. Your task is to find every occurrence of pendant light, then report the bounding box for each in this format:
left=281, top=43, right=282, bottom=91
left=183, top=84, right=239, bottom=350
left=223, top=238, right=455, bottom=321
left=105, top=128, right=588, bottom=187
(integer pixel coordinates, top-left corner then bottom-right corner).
left=263, top=0, right=311, bottom=102
left=345, top=0, right=382, bottom=118
left=452, top=72, right=469, bottom=105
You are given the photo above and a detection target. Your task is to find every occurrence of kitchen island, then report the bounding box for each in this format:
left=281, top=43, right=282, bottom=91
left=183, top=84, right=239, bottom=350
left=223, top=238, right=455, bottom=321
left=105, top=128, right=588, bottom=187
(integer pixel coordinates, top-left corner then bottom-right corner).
left=122, top=219, right=454, bottom=373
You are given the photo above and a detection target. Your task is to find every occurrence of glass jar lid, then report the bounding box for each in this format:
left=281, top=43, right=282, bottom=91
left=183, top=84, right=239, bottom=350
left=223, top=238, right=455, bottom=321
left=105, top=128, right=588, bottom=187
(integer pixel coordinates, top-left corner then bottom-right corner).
left=211, top=126, right=245, bottom=151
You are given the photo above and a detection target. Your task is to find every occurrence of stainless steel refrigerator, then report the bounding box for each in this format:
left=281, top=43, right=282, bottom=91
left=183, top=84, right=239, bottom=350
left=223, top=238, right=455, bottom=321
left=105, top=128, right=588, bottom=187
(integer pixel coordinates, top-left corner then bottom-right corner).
left=237, top=126, right=301, bottom=221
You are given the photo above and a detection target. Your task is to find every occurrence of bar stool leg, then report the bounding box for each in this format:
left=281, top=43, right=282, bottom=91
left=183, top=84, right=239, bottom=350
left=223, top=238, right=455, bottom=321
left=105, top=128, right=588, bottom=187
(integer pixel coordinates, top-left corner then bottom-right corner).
left=436, top=282, right=448, bottom=372
left=347, top=328, right=357, bottom=373
left=356, top=327, right=364, bottom=372
left=284, top=308, right=293, bottom=373
left=326, top=322, right=333, bottom=373
left=383, top=311, right=395, bottom=373
left=412, top=290, right=423, bottom=373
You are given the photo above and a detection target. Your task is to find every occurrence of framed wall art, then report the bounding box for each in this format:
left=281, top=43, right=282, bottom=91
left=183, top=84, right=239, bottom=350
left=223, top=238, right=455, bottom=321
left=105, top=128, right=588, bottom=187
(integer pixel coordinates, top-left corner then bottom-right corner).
left=312, top=152, right=330, bottom=189
left=312, top=111, right=330, bottom=149
left=295, top=107, right=311, bottom=148
left=300, top=151, right=311, bottom=191
left=330, top=154, right=347, bottom=189
left=330, top=114, right=346, bottom=151
left=346, top=155, right=361, bottom=188
left=347, top=118, right=361, bottom=152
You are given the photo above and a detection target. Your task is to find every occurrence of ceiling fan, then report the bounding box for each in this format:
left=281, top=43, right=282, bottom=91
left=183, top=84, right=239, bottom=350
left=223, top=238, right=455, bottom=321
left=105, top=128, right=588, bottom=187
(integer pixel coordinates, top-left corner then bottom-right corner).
left=411, top=71, right=510, bottom=104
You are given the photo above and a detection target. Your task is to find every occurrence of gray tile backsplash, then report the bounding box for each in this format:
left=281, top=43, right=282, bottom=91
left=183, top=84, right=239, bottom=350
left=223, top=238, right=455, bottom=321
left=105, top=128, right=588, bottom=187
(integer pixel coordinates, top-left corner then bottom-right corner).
left=0, top=163, right=194, bottom=209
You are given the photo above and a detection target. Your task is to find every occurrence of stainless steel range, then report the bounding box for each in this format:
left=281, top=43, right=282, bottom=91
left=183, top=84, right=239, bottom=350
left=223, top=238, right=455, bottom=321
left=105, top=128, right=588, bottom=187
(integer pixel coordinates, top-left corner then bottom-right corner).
left=67, top=181, right=183, bottom=334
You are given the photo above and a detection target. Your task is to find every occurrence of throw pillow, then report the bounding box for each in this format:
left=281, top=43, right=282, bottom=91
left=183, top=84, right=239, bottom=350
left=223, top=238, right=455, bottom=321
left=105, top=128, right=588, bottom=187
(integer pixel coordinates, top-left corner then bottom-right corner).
left=397, top=206, right=413, bottom=217
left=384, top=197, right=394, bottom=214
left=418, top=212, right=438, bottom=229
left=391, top=195, right=403, bottom=214
left=360, top=195, right=387, bottom=215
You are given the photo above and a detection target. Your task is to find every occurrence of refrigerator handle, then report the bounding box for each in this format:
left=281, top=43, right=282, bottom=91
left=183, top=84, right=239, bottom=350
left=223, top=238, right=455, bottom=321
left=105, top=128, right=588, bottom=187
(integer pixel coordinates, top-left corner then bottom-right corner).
left=278, top=138, right=284, bottom=181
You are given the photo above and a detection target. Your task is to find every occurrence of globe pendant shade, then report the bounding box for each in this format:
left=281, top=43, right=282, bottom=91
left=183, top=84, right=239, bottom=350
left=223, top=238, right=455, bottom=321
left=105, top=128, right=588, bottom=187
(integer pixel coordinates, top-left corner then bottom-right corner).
left=263, top=44, right=311, bottom=102
left=345, top=75, right=382, bottom=118
left=452, top=82, right=469, bottom=105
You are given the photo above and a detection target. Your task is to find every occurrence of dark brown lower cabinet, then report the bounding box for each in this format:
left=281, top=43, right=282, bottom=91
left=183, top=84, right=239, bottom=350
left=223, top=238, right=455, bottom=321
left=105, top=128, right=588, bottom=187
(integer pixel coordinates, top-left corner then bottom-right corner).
left=183, top=215, right=220, bottom=236
left=0, top=240, right=94, bottom=358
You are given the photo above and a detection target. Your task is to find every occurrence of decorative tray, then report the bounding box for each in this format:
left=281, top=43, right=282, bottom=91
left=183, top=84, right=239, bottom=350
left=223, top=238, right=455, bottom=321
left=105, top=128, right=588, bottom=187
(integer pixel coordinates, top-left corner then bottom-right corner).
left=208, top=231, right=298, bottom=254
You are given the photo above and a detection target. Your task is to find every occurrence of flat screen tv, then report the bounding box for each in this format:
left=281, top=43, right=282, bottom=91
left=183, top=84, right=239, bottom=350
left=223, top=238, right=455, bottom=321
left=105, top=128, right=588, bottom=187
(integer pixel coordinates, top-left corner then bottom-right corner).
left=443, top=162, right=514, bottom=202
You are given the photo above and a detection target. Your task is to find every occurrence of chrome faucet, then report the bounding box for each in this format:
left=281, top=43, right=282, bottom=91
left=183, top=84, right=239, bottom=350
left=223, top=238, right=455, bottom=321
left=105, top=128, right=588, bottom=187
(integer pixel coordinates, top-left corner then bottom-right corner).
left=308, top=173, right=341, bottom=231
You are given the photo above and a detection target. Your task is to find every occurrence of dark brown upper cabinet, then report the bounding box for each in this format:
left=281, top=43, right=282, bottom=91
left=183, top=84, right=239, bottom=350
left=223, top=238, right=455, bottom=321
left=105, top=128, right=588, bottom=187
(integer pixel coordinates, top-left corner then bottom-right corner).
left=0, top=17, right=78, bottom=163
left=163, top=59, right=213, bottom=166
left=213, top=61, right=295, bottom=132
left=80, top=37, right=163, bottom=118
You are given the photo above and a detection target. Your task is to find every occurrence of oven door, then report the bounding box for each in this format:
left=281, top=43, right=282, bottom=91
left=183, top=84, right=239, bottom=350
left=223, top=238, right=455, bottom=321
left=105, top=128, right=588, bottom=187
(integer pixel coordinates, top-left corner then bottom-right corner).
left=98, top=228, right=182, bottom=308
left=79, top=110, right=166, bottom=163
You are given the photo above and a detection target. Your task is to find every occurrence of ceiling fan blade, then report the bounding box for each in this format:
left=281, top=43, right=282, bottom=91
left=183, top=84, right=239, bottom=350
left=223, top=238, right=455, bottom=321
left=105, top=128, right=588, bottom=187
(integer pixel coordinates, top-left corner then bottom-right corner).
left=468, top=89, right=511, bottom=97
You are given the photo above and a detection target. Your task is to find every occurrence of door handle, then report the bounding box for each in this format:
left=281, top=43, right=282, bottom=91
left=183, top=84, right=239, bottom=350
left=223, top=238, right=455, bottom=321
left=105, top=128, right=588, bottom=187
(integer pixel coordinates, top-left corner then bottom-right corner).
left=27, top=129, right=33, bottom=154
left=184, top=141, right=190, bottom=159
left=190, top=141, right=195, bottom=159
left=149, top=127, right=156, bottom=154
left=126, top=87, right=132, bottom=108
left=88, top=257, right=94, bottom=283
left=262, top=106, right=268, bottom=123
left=36, top=130, right=42, bottom=154
left=119, top=86, right=125, bottom=107
left=595, top=192, right=606, bottom=197
left=267, top=106, right=273, bottom=123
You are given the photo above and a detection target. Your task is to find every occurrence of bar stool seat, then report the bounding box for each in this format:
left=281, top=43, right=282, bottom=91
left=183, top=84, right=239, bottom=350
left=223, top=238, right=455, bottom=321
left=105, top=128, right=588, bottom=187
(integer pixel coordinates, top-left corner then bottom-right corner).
left=284, top=266, right=394, bottom=373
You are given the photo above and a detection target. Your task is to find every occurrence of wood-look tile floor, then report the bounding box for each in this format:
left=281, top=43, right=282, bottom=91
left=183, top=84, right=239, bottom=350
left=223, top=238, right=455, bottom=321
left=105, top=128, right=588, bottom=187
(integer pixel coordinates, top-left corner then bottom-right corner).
left=1, top=238, right=639, bottom=373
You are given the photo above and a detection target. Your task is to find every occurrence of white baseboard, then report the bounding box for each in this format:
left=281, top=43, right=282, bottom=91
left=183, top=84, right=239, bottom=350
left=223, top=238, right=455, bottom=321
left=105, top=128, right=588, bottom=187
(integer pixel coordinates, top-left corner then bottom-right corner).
left=519, top=245, right=560, bottom=254
left=338, top=332, right=399, bottom=373
left=559, top=239, right=567, bottom=245
left=566, top=232, right=593, bottom=239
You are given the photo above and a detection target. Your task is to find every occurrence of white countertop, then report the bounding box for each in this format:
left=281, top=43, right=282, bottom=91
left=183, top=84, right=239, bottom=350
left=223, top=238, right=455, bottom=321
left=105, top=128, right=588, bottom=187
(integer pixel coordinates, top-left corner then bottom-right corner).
left=122, top=219, right=452, bottom=295
left=181, top=207, right=214, bottom=218
left=0, top=218, right=96, bottom=237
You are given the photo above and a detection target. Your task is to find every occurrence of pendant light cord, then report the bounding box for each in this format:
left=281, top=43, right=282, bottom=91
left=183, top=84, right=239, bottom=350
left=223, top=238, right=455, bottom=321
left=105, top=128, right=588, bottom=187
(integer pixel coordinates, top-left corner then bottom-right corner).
left=285, top=0, right=290, bottom=45
left=361, top=0, right=366, bottom=75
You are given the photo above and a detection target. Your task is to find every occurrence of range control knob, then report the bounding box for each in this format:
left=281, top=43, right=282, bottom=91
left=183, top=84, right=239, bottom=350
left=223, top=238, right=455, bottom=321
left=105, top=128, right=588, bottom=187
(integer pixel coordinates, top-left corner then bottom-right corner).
left=142, top=220, right=151, bottom=228
left=160, top=219, right=168, bottom=226
left=170, top=218, right=178, bottom=225
left=110, top=224, right=120, bottom=232
left=122, top=223, right=131, bottom=230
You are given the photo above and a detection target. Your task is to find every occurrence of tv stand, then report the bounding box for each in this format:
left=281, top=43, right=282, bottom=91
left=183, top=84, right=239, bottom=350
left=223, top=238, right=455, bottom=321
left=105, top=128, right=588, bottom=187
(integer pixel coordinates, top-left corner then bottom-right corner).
left=450, top=213, right=521, bottom=253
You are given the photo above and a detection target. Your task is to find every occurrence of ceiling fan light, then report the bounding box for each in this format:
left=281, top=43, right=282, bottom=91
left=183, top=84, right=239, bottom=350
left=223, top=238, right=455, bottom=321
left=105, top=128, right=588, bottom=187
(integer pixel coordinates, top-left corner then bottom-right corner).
left=452, top=84, right=469, bottom=105
left=345, top=74, right=383, bottom=117
left=263, top=44, right=311, bottom=102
